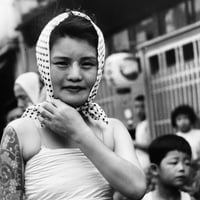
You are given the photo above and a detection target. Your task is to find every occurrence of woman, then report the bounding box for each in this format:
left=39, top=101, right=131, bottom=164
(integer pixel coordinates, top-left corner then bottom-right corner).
left=0, top=10, right=146, bottom=200
left=14, top=72, right=41, bottom=112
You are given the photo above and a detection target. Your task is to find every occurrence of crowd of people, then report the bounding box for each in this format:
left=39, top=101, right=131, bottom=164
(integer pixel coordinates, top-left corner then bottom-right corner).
left=132, top=100, right=200, bottom=200
left=1, top=9, right=200, bottom=200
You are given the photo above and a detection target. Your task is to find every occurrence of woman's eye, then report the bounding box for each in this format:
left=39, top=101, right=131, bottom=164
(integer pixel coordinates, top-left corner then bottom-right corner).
left=55, top=62, right=70, bottom=68
left=81, top=61, right=97, bottom=69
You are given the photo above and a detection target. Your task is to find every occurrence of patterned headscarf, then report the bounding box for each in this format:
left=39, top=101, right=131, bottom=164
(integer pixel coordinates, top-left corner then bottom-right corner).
left=23, top=10, right=108, bottom=124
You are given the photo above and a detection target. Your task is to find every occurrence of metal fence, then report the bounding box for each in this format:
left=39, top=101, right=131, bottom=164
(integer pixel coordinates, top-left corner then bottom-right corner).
left=136, top=21, right=200, bottom=138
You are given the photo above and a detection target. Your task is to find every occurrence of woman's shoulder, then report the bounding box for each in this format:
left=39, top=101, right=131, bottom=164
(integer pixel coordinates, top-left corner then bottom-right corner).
left=8, top=117, right=35, bottom=127
left=5, top=118, right=41, bottom=160
left=107, top=117, right=130, bottom=135
left=107, top=117, right=126, bottom=128
left=97, top=117, right=127, bottom=137
left=90, top=118, right=129, bottom=150
left=108, top=117, right=131, bottom=141
left=90, top=118, right=124, bottom=150
left=90, top=117, right=122, bottom=132
left=7, top=117, right=38, bottom=135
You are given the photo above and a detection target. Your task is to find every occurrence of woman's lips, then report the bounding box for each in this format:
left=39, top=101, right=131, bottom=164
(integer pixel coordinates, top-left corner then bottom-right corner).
left=62, top=86, right=84, bottom=92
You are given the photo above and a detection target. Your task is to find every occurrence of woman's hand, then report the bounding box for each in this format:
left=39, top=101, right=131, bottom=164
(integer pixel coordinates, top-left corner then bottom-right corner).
left=38, top=99, right=91, bottom=141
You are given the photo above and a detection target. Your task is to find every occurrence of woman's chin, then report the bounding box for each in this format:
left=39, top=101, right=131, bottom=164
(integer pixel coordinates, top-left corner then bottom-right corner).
left=59, top=99, right=86, bottom=108
left=54, top=94, right=88, bottom=107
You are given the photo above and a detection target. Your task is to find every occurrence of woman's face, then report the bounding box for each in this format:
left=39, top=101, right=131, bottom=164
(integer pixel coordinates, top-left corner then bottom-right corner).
left=50, top=36, right=98, bottom=107
left=14, top=84, right=32, bottom=112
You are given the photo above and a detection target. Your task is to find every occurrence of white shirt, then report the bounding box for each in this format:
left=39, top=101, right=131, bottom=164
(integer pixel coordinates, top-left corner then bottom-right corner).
left=135, top=120, right=151, bottom=171
left=135, top=120, right=151, bottom=146
left=142, top=191, right=191, bottom=200
left=177, top=129, right=200, bottom=160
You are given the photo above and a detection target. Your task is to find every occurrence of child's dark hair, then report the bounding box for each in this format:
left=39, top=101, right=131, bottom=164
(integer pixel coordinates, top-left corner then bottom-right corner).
left=50, top=12, right=98, bottom=50
left=171, top=104, right=197, bottom=128
left=148, top=134, right=192, bottom=166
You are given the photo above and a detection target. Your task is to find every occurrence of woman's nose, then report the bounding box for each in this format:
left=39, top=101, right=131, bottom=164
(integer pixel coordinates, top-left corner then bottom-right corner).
left=67, top=62, right=82, bottom=81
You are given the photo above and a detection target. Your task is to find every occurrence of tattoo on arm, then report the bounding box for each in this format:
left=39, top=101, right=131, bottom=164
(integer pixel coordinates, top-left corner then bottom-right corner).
left=0, top=126, right=24, bottom=200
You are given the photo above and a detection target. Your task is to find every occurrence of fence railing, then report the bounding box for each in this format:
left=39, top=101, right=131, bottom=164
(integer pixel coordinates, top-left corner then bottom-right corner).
left=136, top=21, right=200, bottom=138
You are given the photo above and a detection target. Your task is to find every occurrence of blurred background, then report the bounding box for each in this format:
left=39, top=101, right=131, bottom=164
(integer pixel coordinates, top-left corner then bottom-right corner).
left=1, top=0, right=200, bottom=140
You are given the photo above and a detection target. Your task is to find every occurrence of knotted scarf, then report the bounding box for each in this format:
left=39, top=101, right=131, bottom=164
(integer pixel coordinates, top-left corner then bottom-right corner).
left=23, top=10, right=108, bottom=124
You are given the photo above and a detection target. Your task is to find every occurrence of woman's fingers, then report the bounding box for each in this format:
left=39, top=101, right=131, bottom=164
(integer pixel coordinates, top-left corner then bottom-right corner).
left=38, top=103, right=54, bottom=119
left=38, top=115, right=45, bottom=124
left=42, top=101, right=56, bottom=113
left=38, top=115, right=51, bottom=127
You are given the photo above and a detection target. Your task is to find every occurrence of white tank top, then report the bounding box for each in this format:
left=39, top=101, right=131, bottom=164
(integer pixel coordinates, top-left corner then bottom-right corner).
left=25, top=146, right=113, bottom=200
left=142, top=191, right=191, bottom=200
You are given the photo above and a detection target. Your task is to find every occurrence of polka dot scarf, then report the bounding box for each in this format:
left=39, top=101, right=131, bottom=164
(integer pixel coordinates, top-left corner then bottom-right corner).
left=23, top=10, right=108, bottom=124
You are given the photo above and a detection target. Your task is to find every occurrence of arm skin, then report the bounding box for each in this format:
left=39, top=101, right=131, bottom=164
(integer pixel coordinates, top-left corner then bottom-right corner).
left=77, top=119, right=146, bottom=200
left=0, top=126, right=24, bottom=200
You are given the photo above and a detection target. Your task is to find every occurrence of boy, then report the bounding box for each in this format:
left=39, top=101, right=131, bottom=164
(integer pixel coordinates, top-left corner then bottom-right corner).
left=171, top=104, right=200, bottom=160
left=142, top=134, right=192, bottom=200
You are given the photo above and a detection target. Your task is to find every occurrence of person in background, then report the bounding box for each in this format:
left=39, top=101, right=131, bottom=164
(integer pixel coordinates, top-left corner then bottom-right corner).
left=133, top=94, right=151, bottom=171
left=171, top=104, right=200, bottom=160
left=4, top=99, right=23, bottom=126
left=0, top=10, right=146, bottom=200
left=142, top=134, right=192, bottom=200
left=14, top=72, right=41, bottom=112
left=6, top=107, right=23, bottom=124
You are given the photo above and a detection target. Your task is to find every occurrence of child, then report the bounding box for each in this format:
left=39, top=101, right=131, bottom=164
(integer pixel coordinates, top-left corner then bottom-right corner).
left=171, top=104, right=200, bottom=160
left=142, top=134, right=192, bottom=200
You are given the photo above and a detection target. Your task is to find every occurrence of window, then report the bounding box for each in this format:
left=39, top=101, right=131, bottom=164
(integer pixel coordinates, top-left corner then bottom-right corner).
left=149, top=55, right=159, bottom=75
left=166, top=49, right=176, bottom=67
left=183, top=42, right=194, bottom=61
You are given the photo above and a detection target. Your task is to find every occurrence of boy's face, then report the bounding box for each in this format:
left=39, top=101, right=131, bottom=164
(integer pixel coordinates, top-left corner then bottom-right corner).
left=175, top=114, right=191, bottom=133
left=158, top=150, right=191, bottom=188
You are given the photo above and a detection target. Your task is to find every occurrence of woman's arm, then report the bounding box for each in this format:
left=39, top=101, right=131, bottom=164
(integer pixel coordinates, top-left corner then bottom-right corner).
left=0, top=126, right=24, bottom=200
left=77, top=118, right=146, bottom=200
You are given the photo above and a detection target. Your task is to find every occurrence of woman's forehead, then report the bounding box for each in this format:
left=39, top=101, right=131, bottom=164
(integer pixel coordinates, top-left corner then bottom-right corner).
left=50, top=36, right=97, bottom=59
